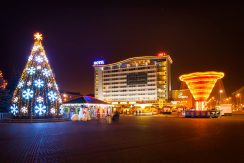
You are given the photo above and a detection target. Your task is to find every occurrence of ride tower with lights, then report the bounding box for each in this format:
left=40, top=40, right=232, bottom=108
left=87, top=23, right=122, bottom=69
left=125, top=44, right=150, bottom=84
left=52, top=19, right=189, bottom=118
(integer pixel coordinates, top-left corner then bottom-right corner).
left=179, top=71, right=224, bottom=111
left=10, top=33, right=62, bottom=117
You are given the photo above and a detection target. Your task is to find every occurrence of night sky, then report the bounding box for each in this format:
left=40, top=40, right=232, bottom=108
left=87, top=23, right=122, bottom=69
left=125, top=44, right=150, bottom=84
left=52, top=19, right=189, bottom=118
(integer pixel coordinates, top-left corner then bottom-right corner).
left=0, top=1, right=243, bottom=95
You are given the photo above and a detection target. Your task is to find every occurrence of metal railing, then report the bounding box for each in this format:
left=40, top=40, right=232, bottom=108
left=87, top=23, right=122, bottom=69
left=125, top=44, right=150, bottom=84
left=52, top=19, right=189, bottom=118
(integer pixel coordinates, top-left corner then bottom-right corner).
left=0, top=113, right=11, bottom=120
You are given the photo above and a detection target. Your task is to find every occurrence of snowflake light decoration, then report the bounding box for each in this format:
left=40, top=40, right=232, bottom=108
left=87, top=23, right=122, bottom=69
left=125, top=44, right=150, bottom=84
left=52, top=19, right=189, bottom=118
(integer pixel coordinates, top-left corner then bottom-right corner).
left=48, top=91, right=58, bottom=102
left=34, top=79, right=44, bottom=88
left=10, top=104, right=18, bottom=115
left=35, top=55, right=44, bottom=63
left=22, top=88, right=34, bottom=100
left=36, top=96, right=44, bottom=103
left=42, top=68, right=50, bottom=77
left=28, top=55, right=33, bottom=61
left=58, top=98, right=62, bottom=103
left=37, top=65, right=42, bottom=70
left=34, top=103, right=46, bottom=115
left=50, top=108, right=56, bottom=114
left=47, top=82, right=52, bottom=88
left=27, top=67, right=36, bottom=75
left=54, top=84, right=59, bottom=90
left=21, top=107, right=28, bottom=114
left=44, top=56, right=49, bottom=63
left=32, top=45, right=40, bottom=51
left=13, top=97, right=18, bottom=103
left=17, top=80, right=24, bottom=88
left=27, top=81, right=32, bottom=86
left=60, top=106, right=64, bottom=114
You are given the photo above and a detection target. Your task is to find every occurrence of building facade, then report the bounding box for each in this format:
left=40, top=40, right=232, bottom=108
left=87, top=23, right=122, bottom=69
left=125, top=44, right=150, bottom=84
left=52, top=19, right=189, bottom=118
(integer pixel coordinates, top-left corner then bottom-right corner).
left=232, top=86, right=244, bottom=110
left=93, top=54, right=173, bottom=107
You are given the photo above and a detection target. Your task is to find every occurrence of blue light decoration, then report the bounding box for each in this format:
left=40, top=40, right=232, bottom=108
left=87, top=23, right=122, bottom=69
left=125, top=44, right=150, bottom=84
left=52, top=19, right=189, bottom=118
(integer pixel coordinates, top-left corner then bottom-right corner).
left=93, top=60, right=105, bottom=65
left=34, top=103, right=47, bottom=115
left=10, top=104, right=18, bottom=115
left=27, top=67, right=36, bottom=75
left=42, top=68, right=50, bottom=77
left=17, top=80, right=24, bottom=88
left=22, top=88, right=34, bottom=100
left=84, top=96, right=93, bottom=103
left=34, top=79, right=44, bottom=88
left=48, top=91, right=58, bottom=102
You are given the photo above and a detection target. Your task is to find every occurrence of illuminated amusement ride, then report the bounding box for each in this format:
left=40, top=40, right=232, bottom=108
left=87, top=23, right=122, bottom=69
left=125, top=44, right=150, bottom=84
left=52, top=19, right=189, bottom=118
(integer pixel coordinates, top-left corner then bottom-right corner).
left=179, top=71, right=224, bottom=111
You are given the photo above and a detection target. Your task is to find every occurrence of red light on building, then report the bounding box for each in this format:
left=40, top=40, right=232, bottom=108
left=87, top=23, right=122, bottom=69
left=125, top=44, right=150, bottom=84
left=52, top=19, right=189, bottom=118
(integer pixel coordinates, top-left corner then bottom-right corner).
left=158, top=52, right=167, bottom=57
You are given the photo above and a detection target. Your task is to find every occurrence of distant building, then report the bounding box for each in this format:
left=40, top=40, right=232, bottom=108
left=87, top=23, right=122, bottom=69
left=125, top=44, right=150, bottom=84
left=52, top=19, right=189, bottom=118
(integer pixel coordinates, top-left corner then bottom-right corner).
left=232, top=86, right=244, bottom=110
left=60, top=90, right=82, bottom=103
left=93, top=53, right=173, bottom=108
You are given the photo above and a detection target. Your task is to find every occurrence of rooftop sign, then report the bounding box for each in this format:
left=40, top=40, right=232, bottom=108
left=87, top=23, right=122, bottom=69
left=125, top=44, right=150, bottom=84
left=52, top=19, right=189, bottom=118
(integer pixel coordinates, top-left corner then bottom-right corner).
left=158, top=52, right=167, bottom=57
left=93, top=60, right=105, bottom=65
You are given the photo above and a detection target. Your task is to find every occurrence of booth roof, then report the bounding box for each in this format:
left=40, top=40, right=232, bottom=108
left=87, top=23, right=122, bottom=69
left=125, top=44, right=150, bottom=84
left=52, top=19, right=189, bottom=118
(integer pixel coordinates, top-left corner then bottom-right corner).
left=63, top=96, right=110, bottom=105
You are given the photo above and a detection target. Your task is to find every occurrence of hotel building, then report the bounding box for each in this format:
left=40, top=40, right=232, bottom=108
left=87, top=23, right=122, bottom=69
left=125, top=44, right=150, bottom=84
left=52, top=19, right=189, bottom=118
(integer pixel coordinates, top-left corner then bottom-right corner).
left=93, top=53, right=173, bottom=107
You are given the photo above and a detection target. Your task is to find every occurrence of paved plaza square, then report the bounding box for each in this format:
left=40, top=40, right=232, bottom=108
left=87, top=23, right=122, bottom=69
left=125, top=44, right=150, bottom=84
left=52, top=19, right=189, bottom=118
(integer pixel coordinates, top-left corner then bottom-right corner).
left=1, top=115, right=244, bottom=162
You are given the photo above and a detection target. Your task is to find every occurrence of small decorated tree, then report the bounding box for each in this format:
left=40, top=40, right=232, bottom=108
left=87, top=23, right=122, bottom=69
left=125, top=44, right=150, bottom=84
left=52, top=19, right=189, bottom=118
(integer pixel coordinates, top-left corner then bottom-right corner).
left=0, top=70, right=10, bottom=112
left=0, top=70, right=7, bottom=89
left=10, top=33, right=62, bottom=117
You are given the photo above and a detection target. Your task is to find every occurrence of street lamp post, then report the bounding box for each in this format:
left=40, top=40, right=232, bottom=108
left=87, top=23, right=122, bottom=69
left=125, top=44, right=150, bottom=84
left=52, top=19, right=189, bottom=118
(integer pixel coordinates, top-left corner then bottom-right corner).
left=236, top=93, right=241, bottom=109
left=219, top=90, right=223, bottom=105
left=240, top=94, right=242, bottom=108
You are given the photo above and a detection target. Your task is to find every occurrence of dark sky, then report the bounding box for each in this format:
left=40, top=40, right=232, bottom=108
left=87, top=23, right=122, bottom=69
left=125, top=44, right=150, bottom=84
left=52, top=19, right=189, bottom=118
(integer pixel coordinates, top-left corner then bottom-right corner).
left=0, top=1, right=243, bottom=95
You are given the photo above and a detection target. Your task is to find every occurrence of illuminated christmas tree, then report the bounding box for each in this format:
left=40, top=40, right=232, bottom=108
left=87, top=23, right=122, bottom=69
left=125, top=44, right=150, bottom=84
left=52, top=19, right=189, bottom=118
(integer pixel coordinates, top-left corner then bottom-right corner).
left=10, top=33, right=62, bottom=117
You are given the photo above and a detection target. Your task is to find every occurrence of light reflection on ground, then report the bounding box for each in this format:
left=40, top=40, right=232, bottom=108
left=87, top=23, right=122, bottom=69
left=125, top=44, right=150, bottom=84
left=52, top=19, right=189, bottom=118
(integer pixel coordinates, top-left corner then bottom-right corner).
left=0, top=115, right=244, bottom=162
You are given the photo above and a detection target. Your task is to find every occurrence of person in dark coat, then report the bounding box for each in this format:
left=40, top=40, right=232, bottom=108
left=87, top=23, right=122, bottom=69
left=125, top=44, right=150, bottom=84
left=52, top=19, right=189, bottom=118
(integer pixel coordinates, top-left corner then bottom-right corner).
left=112, top=111, right=120, bottom=121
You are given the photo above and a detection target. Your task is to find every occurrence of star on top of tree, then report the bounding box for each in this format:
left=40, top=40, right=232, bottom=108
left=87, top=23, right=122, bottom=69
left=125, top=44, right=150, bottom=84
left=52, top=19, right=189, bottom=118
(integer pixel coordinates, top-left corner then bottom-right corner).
left=34, top=32, right=43, bottom=41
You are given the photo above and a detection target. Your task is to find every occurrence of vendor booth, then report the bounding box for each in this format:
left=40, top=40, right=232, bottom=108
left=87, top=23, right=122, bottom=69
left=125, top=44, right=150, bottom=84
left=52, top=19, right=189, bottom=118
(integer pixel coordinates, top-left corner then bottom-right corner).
left=60, top=96, right=113, bottom=120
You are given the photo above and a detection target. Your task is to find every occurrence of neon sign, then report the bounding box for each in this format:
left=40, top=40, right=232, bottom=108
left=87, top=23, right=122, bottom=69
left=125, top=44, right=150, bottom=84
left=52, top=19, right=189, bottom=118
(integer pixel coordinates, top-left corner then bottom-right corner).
left=93, top=60, right=104, bottom=65
left=178, top=92, right=188, bottom=99
left=158, top=52, right=167, bottom=57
